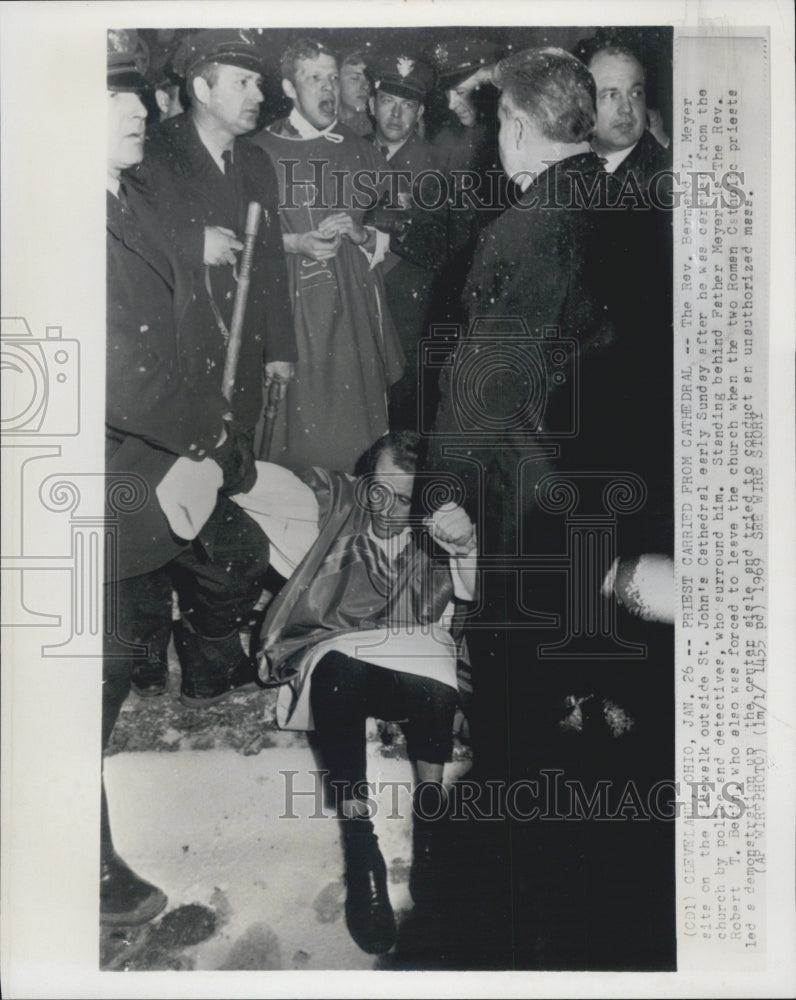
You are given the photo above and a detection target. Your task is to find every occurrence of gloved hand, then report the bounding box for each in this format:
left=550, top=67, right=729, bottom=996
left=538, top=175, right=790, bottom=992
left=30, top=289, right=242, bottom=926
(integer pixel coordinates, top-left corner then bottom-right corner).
left=214, top=420, right=257, bottom=496
left=362, top=203, right=412, bottom=241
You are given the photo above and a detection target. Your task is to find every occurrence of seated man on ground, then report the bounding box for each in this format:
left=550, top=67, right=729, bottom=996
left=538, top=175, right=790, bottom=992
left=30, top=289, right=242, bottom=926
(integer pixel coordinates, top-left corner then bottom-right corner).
left=234, top=431, right=478, bottom=955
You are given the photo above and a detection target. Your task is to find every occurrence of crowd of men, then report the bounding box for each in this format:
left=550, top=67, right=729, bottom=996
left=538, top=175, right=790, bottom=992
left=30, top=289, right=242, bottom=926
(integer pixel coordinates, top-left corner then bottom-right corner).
left=105, top=26, right=675, bottom=968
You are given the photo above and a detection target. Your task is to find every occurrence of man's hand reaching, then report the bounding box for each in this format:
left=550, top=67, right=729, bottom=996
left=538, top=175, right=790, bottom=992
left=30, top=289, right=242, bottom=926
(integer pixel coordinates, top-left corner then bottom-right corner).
left=204, top=226, right=243, bottom=266
left=283, top=230, right=341, bottom=261
left=424, top=502, right=477, bottom=557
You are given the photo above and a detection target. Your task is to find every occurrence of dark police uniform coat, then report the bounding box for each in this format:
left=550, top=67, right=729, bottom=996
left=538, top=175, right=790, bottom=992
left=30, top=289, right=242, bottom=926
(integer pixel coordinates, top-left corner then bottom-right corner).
left=106, top=188, right=229, bottom=581
left=369, top=131, right=447, bottom=428
left=130, top=114, right=297, bottom=432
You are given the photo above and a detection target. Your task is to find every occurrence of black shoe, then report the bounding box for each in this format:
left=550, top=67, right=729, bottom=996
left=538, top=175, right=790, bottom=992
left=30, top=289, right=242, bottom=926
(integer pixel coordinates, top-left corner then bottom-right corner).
left=175, top=620, right=259, bottom=708
left=130, top=661, right=169, bottom=698
left=342, top=818, right=396, bottom=954
left=100, top=847, right=167, bottom=927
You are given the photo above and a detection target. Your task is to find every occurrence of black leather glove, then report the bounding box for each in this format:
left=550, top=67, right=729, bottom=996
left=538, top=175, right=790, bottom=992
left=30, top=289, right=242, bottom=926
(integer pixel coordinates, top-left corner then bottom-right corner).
left=361, top=204, right=412, bottom=241
left=214, top=420, right=257, bottom=496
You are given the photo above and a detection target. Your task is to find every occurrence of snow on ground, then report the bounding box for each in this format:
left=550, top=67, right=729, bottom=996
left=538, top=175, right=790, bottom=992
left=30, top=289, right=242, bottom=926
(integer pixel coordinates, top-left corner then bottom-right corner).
left=102, top=657, right=470, bottom=971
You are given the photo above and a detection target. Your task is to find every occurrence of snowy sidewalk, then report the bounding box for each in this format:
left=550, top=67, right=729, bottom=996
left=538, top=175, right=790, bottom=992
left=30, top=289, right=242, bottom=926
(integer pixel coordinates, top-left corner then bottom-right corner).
left=102, top=671, right=470, bottom=971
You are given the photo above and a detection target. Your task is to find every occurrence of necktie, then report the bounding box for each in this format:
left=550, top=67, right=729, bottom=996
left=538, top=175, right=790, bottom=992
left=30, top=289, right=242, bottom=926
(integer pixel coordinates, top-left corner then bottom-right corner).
left=221, top=149, right=233, bottom=176
left=379, top=144, right=390, bottom=160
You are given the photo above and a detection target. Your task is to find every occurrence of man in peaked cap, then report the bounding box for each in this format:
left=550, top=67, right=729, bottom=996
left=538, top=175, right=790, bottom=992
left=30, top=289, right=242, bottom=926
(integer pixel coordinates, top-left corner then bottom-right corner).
left=131, top=26, right=297, bottom=476
left=104, top=28, right=170, bottom=929
left=126, top=28, right=296, bottom=699
left=364, top=53, right=447, bottom=430
left=431, top=37, right=501, bottom=126
left=427, top=39, right=508, bottom=329
left=369, top=53, right=434, bottom=158
left=104, top=27, right=278, bottom=926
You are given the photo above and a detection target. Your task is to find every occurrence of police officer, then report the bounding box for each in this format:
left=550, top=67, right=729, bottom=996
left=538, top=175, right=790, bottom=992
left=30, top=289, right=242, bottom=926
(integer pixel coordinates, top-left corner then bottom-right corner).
left=427, top=39, right=508, bottom=326
left=103, top=29, right=271, bottom=924
left=131, top=28, right=297, bottom=494
left=364, top=53, right=447, bottom=430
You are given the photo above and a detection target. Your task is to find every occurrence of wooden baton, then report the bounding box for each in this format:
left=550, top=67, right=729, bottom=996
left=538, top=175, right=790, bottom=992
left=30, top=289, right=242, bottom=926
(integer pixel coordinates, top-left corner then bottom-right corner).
left=221, top=201, right=261, bottom=403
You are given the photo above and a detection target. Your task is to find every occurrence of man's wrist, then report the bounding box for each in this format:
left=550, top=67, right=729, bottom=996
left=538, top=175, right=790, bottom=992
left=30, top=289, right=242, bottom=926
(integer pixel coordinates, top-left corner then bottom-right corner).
left=283, top=233, right=301, bottom=254
left=451, top=529, right=478, bottom=558
left=360, top=226, right=377, bottom=253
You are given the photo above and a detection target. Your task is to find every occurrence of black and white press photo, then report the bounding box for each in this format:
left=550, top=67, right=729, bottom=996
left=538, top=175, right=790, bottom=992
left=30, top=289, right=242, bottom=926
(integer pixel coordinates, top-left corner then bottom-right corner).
left=1, top=2, right=794, bottom=997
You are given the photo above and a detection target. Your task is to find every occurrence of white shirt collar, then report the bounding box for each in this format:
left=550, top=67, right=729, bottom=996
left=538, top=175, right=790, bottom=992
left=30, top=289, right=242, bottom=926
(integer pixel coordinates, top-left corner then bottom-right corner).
left=288, top=106, right=343, bottom=141
left=367, top=522, right=412, bottom=557
left=595, top=143, right=637, bottom=174
left=193, top=116, right=233, bottom=173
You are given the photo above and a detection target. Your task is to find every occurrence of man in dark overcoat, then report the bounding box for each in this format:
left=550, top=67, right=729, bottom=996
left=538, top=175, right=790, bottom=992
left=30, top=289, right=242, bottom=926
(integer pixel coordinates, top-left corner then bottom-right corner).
left=424, top=48, right=675, bottom=970
left=129, top=29, right=297, bottom=446
left=102, top=31, right=270, bottom=926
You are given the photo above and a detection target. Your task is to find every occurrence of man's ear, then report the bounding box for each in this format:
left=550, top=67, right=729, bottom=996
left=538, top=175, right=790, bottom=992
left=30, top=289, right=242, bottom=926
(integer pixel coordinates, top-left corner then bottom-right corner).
left=368, top=95, right=375, bottom=117
left=417, top=103, right=425, bottom=121
left=192, top=75, right=211, bottom=107
left=154, top=89, right=171, bottom=118
left=282, top=78, right=298, bottom=104
left=514, top=114, right=524, bottom=149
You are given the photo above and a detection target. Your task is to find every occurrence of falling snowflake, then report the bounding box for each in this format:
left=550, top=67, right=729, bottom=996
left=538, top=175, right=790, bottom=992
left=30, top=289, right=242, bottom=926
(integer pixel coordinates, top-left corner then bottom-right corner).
left=603, top=699, right=635, bottom=737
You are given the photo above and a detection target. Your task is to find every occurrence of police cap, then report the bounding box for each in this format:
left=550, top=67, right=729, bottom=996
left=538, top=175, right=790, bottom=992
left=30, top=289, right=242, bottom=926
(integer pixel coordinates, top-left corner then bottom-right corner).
left=172, top=28, right=265, bottom=79
left=429, top=38, right=501, bottom=90
left=372, top=54, right=435, bottom=102
left=107, top=29, right=148, bottom=92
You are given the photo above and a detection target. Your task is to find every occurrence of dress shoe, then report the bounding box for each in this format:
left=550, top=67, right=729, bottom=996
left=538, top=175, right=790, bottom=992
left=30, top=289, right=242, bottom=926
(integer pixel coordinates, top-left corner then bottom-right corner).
left=130, top=661, right=169, bottom=698
left=341, top=817, right=396, bottom=954
left=175, top=620, right=259, bottom=708
left=100, top=846, right=167, bottom=927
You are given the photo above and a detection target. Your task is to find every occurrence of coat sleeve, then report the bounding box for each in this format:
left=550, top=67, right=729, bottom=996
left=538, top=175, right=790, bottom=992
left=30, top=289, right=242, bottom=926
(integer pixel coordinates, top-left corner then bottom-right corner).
left=247, top=142, right=298, bottom=364
left=127, top=155, right=206, bottom=269
left=106, top=225, right=227, bottom=459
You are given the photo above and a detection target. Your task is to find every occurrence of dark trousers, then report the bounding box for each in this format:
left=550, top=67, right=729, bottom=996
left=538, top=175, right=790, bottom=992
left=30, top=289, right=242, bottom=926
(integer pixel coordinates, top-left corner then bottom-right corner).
left=309, top=651, right=458, bottom=803
left=101, top=498, right=268, bottom=842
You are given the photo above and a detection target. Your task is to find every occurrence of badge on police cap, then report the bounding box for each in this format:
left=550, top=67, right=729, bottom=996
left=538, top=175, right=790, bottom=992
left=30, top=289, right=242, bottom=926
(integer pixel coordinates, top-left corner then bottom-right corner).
left=428, top=38, right=501, bottom=90
left=373, top=53, right=434, bottom=102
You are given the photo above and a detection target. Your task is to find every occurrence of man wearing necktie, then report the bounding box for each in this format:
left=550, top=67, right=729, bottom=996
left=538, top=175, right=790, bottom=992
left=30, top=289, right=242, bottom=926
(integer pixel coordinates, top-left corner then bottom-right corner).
left=123, top=30, right=297, bottom=699
left=130, top=29, right=297, bottom=476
